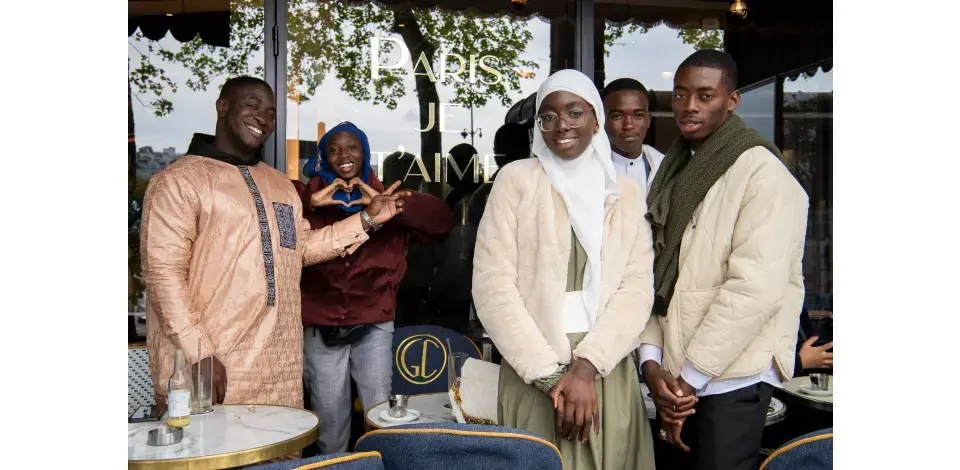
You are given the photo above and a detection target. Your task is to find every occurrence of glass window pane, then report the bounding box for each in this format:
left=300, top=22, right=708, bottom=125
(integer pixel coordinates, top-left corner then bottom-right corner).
left=286, top=0, right=552, bottom=332
left=783, top=66, right=833, bottom=314
left=600, top=0, right=727, bottom=153
left=735, top=81, right=776, bottom=143
left=128, top=1, right=266, bottom=314
left=285, top=0, right=549, bottom=186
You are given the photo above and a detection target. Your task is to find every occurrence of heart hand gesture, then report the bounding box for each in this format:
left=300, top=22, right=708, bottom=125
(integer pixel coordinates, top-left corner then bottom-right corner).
left=310, top=179, right=349, bottom=207
left=343, top=178, right=383, bottom=208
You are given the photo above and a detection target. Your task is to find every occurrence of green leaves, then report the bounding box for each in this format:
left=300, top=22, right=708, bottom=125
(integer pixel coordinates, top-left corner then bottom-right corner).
left=677, top=29, right=723, bottom=51
left=604, top=23, right=647, bottom=57
left=128, top=37, right=177, bottom=117
left=129, top=0, right=537, bottom=116
left=414, top=8, right=535, bottom=107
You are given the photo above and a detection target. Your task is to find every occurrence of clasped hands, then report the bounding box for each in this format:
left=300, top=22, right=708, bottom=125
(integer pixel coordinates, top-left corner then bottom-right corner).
left=547, top=359, right=601, bottom=444
left=641, top=361, right=698, bottom=452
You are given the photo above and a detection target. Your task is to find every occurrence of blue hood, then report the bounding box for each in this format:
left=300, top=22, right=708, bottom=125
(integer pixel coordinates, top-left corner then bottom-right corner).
left=303, top=121, right=373, bottom=213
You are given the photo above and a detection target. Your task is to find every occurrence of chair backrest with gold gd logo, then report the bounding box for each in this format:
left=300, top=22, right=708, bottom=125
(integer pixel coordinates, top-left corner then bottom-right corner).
left=391, top=325, right=481, bottom=395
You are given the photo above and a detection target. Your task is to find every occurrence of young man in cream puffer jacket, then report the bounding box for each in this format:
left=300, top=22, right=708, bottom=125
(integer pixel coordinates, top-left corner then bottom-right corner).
left=639, top=51, right=809, bottom=470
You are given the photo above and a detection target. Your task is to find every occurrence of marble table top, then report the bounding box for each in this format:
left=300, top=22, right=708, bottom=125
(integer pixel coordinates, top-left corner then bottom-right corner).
left=778, top=376, right=833, bottom=412
left=366, top=392, right=458, bottom=429
left=129, top=405, right=318, bottom=469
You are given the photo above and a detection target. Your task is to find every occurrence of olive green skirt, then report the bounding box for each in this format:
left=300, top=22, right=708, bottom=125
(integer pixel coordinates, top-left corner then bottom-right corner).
left=498, top=333, right=655, bottom=470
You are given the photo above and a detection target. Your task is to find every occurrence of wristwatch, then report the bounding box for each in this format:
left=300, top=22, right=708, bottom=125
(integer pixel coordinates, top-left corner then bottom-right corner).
left=360, top=210, right=382, bottom=231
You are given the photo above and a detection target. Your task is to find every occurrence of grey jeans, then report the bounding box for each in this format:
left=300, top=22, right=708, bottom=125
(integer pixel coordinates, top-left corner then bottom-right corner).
left=303, top=323, right=393, bottom=454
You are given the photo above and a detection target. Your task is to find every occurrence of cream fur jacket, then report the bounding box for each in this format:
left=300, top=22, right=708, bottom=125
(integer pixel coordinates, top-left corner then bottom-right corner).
left=472, top=158, right=655, bottom=384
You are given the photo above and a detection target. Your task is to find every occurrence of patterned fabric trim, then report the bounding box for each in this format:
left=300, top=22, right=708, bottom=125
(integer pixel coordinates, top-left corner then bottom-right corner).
left=273, top=202, right=297, bottom=249
left=239, top=166, right=276, bottom=307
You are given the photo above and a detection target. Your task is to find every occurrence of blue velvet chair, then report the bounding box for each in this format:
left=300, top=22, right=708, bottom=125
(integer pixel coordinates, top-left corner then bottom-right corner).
left=354, top=422, right=563, bottom=470
left=246, top=451, right=384, bottom=470
left=760, top=427, right=833, bottom=470
left=391, top=325, right=481, bottom=395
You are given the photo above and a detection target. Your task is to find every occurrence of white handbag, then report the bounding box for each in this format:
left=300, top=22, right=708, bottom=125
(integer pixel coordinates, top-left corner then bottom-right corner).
left=449, top=357, right=500, bottom=425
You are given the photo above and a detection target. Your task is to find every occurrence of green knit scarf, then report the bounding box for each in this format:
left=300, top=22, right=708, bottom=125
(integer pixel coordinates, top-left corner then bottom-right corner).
left=645, top=114, right=783, bottom=316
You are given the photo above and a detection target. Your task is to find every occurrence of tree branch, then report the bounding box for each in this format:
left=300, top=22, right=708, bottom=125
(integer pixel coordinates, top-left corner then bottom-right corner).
left=130, top=92, right=156, bottom=111
left=128, top=42, right=149, bottom=58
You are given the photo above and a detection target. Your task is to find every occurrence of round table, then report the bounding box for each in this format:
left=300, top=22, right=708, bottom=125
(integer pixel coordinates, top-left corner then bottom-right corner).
left=128, top=404, right=319, bottom=469
left=639, top=383, right=657, bottom=420
left=777, top=376, right=833, bottom=412
left=365, top=392, right=458, bottom=429
left=766, top=397, right=787, bottom=426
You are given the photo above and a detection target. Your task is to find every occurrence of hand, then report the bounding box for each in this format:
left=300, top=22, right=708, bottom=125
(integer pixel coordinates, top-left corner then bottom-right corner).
left=677, top=376, right=696, bottom=400
left=342, top=178, right=381, bottom=208
left=659, top=420, right=690, bottom=452
left=310, top=179, right=349, bottom=207
left=550, top=359, right=600, bottom=443
left=641, top=361, right=697, bottom=425
left=799, top=336, right=833, bottom=370
left=365, top=181, right=413, bottom=226
left=192, top=356, right=228, bottom=404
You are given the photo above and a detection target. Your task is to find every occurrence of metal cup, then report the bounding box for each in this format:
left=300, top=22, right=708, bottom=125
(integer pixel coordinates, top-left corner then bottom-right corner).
left=388, top=394, right=408, bottom=418
left=809, top=373, right=831, bottom=391
left=147, top=425, right=184, bottom=446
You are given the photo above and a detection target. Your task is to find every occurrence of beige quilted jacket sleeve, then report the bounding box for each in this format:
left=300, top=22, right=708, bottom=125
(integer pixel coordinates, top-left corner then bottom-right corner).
left=638, top=311, right=663, bottom=349
left=685, top=150, right=809, bottom=377
left=472, top=167, right=563, bottom=384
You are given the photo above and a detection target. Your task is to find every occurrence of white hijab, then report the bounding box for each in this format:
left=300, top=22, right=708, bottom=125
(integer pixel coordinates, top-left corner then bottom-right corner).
left=533, top=69, right=619, bottom=328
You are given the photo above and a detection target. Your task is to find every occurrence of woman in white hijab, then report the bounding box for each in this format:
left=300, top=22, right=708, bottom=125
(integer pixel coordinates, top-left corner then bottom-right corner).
left=473, top=69, right=656, bottom=469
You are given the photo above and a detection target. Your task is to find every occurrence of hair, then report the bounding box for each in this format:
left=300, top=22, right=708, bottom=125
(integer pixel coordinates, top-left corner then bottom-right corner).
left=676, top=50, right=739, bottom=91
left=447, top=143, right=482, bottom=187
left=601, top=78, right=649, bottom=100
left=382, top=151, right=419, bottom=187
left=492, top=122, right=530, bottom=168
left=218, top=76, right=274, bottom=100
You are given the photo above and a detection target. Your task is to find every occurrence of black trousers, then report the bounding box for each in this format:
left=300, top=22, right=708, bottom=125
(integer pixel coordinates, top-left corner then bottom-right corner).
left=671, top=382, right=774, bottom=470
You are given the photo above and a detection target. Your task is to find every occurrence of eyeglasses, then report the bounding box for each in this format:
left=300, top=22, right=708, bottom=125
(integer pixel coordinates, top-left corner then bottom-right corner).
left=535, top=107, right=594, bottom=132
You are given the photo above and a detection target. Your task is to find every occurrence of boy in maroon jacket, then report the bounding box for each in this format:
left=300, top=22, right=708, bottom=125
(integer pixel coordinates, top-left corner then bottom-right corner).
left=295, top=121, right=453, bottom=453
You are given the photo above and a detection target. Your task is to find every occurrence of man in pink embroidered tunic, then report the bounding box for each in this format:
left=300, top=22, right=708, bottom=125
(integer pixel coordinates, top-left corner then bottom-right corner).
left=141, top=77, right=409, bottom=408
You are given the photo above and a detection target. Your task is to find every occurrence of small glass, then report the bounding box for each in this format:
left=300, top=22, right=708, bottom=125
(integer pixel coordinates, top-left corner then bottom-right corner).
left=389, top=394, right=409, bottom=418
left=481, top=343, right=492, bottom=362
left=447, top=352, right=469, bottom=392
left=191, top=339, right=214, bottom=415
left=809, top=373, right=831, bottom=391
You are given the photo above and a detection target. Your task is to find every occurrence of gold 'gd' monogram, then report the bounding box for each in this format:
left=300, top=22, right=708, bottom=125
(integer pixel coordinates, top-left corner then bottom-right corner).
left=395, top=334, right=448, bottom=385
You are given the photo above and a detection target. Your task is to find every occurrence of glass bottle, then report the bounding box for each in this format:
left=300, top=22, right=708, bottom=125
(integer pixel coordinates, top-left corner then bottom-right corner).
left=167, top=349, right=193, bottom=427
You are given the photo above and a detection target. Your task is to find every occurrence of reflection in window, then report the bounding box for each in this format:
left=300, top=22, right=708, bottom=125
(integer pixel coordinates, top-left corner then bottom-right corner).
left=735, top=81, right=775, bottom=143
left=127, top=0, right=266, bottom=311
left=284, top=1, right=550, bottom=332
left=783, top=67, right=833, bottom=313
left=285, top=0, right=549, bottom=191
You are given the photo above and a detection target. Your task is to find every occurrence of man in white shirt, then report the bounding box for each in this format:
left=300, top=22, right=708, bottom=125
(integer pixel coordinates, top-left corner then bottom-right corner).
left=601, top=78, right=665, bottom=195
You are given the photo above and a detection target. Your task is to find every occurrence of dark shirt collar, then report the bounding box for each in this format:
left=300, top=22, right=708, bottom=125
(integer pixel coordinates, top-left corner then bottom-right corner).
left=186, top=133, right=262, bottom=166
